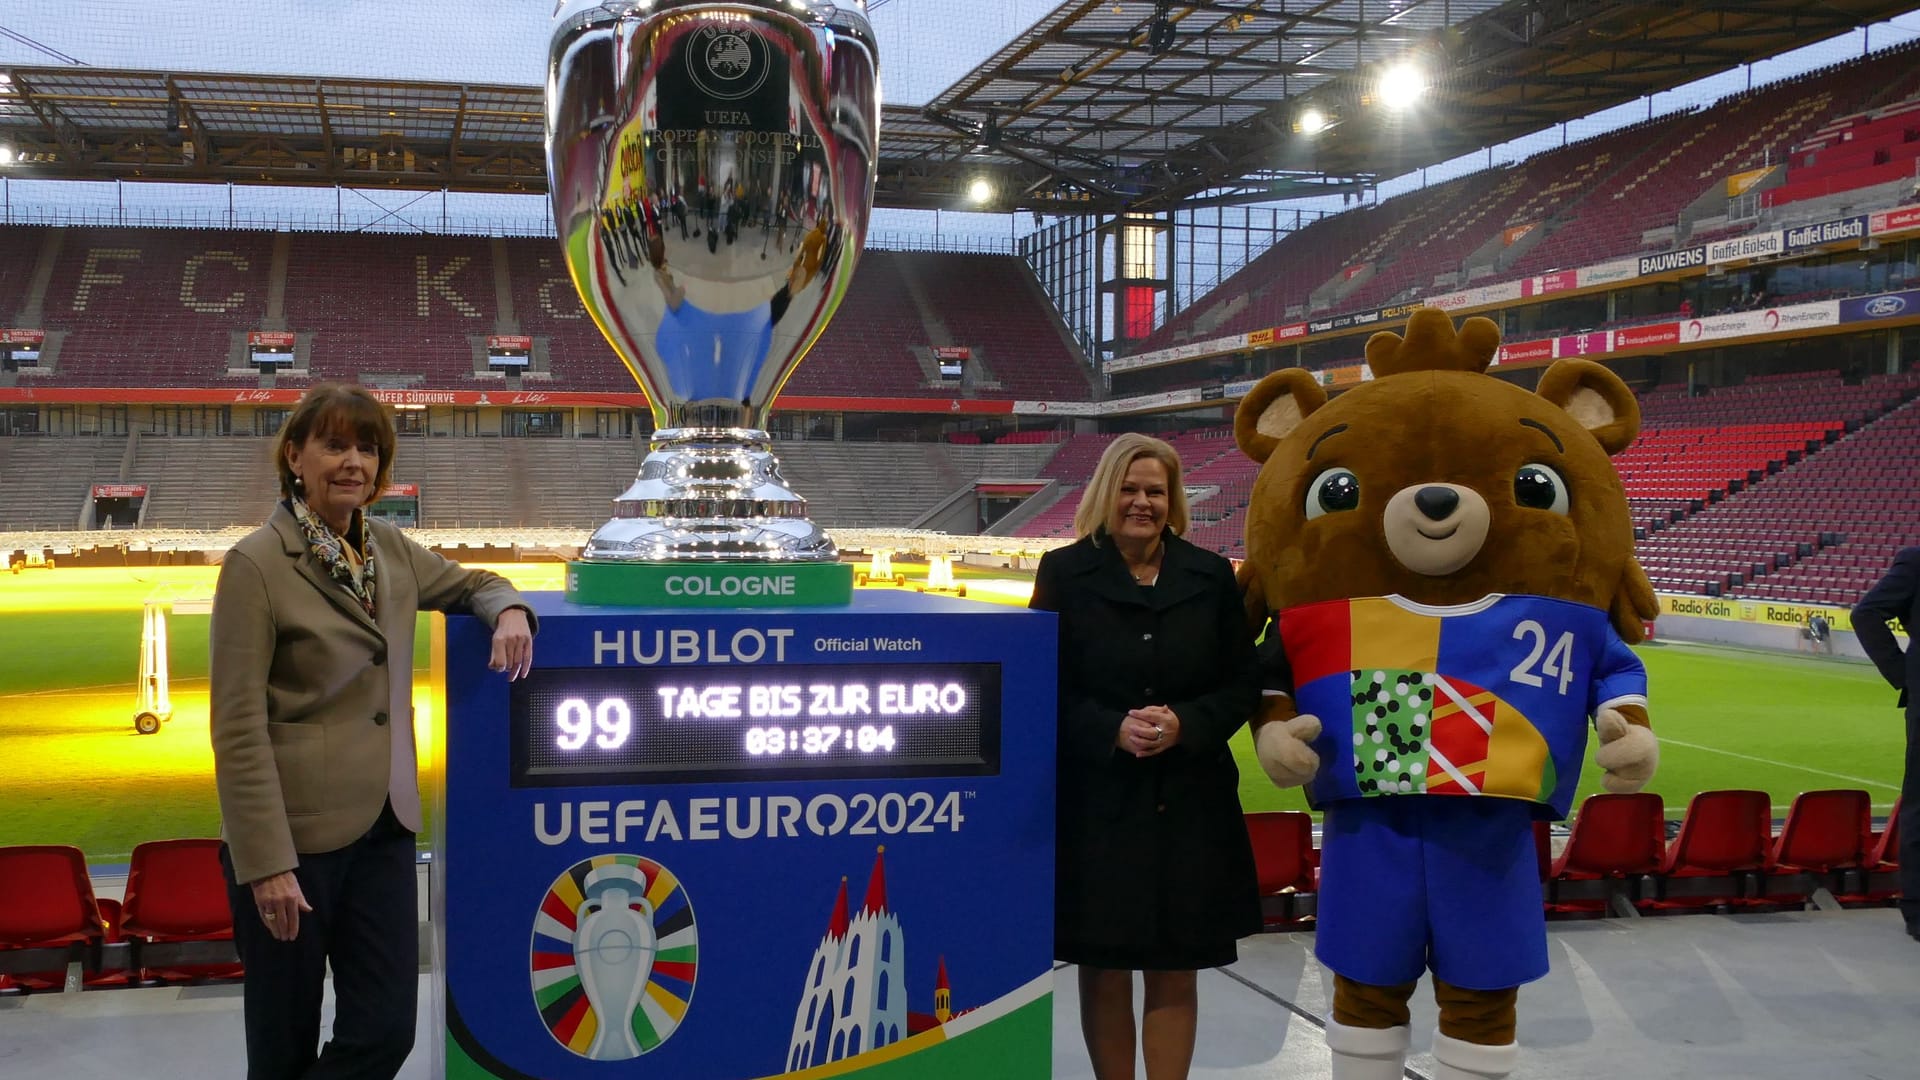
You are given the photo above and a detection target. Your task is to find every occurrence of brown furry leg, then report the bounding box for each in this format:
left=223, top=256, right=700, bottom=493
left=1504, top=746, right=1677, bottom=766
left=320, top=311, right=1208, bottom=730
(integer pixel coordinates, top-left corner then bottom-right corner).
left=1431, top=979, right=1518, bottom=1045
left=1331, top=975, right=1418, bottom=1029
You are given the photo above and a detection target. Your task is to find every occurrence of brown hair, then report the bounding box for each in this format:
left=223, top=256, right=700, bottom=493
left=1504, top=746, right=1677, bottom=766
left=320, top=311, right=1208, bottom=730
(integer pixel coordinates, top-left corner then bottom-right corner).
left=1073, top=432, right=1189, bottom=541
left=272, top=383, right=396, bottom=503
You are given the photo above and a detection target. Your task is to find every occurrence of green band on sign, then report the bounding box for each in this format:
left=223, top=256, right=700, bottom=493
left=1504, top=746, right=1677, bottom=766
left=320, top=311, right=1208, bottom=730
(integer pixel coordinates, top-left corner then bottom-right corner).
left=566, top=561, right=855, bottom=607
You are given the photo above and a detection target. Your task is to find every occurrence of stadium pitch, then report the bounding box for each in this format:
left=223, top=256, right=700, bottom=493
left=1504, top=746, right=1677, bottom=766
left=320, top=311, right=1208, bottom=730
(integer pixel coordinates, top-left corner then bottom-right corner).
left=0, top=566, right=1903, bottom=862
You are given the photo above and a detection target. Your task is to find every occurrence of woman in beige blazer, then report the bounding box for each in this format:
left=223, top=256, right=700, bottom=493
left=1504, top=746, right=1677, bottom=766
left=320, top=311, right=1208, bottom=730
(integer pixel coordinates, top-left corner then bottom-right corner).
left=210, top=383, right=535, bottom=1080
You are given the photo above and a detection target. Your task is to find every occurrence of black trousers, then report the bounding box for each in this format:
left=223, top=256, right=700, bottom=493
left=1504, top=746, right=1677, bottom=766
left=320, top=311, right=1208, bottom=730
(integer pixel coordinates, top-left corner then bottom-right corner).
left=1901, top=708, right=1919, bottom=932
left=221, top=802, right=418, bottom=1080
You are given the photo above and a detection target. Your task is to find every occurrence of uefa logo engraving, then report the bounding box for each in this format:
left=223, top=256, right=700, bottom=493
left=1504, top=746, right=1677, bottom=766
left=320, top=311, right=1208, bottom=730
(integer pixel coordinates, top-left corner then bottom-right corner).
left=687, top=25, right=772, bottom=101
left=530, top=855, right=699, bottom=1060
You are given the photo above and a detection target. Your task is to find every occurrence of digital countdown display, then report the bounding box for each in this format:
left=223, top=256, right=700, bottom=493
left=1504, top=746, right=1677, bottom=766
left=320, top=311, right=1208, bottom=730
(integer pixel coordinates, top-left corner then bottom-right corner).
left=509, top=662, right=1002, bottom=786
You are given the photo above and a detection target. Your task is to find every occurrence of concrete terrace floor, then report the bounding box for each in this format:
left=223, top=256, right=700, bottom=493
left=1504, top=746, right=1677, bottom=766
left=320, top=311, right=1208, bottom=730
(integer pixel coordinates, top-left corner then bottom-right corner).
left=2, top=908, right=1916, bottom=1079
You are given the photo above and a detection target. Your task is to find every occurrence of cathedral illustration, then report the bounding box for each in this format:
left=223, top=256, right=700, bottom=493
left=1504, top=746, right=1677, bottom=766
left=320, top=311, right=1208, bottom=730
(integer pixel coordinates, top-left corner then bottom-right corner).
left=784, top=848, right=966, bottom=1072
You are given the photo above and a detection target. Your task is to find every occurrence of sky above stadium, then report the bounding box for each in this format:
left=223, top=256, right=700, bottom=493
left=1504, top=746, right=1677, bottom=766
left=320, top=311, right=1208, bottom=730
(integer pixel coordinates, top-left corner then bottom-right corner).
left=5, top=1, right=1920, bottom=246
left=0, top=0, right=1063, bottom=107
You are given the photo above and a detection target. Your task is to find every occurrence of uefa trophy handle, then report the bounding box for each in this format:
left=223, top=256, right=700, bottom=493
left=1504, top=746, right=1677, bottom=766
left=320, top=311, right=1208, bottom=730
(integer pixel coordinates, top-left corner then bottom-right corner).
left=548, top=0, right=878, bottom=564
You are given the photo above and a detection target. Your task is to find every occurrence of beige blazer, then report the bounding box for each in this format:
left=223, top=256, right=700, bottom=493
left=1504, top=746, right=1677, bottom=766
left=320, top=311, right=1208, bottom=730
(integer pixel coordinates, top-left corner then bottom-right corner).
left=210, top=503, right=532, bottom=884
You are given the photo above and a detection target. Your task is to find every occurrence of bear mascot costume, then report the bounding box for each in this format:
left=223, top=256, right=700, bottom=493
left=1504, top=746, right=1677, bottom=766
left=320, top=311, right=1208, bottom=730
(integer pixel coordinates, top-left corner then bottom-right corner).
left=1235, top=307, right=1661, bottom=1079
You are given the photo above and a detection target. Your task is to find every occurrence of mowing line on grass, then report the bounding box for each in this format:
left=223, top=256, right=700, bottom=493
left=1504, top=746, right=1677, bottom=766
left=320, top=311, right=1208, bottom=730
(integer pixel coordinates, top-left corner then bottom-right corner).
left=1658, top=737, right=1901, bottom=791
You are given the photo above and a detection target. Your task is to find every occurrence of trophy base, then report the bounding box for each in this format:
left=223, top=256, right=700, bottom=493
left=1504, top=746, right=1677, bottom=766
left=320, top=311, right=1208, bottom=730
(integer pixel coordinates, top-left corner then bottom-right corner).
left=567, top=558, right=854, bottom=607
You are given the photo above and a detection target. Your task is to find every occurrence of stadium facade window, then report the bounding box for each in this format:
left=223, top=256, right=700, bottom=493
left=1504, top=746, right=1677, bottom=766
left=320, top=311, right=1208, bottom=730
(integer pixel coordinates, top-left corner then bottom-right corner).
left=504, top=409, right=566, bottom=437
left=393, top=409, right=426, bottom=437
left=0, top=407, right=39, bottom=435
left=254, top=408, right=291, bottom=437
left=589, top=409, right=630, bottom=438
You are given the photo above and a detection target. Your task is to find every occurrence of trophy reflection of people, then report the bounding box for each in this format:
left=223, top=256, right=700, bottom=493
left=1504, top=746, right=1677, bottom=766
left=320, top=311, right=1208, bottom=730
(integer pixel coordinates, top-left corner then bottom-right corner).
left=547, top=0, right=878, bottom=580
left=574, top=886, right=658, bottom=1061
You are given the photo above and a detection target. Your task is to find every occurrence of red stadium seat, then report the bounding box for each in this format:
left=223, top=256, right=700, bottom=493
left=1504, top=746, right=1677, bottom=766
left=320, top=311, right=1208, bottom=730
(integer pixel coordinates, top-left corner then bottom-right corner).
left=1762, top=790, right=1871, bottom=909
left=1548, top=793, right=1666, bottom=916
left=118, top=839, right=242, bottom=984
left=1645, top=790, right=1773, bottom=911
left=1245, top=811, right=1317, bottom=929
left=0, top=845, right=120, bottom=992
left=1837, top=796, right=1903, bottom=905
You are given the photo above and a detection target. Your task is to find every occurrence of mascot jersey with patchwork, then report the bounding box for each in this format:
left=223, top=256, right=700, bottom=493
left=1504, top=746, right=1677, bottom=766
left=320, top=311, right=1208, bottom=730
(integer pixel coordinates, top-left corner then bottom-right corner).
left=1279, top=593, right=1647, bottom=817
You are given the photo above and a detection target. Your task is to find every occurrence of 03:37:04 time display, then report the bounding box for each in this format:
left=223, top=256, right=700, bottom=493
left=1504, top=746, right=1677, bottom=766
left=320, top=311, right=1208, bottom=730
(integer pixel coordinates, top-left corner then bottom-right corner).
left=746, top=724, right=897, bottom=756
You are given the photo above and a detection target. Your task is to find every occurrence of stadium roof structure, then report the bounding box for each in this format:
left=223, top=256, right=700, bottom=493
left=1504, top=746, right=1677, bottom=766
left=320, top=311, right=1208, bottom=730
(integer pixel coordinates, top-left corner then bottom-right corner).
left=0, top=0, right=1914, bottom=214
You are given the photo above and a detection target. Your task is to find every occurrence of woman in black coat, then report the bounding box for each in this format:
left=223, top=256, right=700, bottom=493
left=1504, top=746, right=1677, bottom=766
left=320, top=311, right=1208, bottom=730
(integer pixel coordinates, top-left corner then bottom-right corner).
left=1029, top=432, right=1262, bottom=1080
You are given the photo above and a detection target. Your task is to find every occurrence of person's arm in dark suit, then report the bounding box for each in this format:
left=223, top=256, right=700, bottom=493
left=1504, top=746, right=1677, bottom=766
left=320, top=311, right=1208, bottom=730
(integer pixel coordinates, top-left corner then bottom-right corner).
left=1029, top=551, right=1126, bottom=766
left=1853, top=547, right=1916, bottom=705
left=1165, top=562, right=1261, bottom=755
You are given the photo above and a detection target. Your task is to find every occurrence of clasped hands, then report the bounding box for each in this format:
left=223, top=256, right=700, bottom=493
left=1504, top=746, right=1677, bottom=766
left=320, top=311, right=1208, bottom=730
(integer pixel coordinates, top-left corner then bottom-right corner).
left=1117, top=705, right=1181, bottom=758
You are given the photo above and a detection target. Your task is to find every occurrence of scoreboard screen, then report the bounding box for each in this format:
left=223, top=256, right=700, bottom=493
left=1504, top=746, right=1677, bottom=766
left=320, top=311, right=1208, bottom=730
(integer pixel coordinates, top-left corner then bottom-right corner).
left=509, top=662, right=1002, bottom=786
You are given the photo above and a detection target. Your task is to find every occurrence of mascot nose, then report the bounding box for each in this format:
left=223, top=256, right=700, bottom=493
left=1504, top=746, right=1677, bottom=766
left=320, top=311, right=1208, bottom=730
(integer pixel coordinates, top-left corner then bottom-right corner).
left=1414, top=486, right=1459, bottom=521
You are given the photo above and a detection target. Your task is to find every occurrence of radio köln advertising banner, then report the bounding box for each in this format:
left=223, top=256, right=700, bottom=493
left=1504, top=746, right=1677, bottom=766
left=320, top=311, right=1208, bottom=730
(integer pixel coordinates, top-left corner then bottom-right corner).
left=1706, top=230, right=1785, bottom=264
left=1783, top=216, right=1867, bottom=254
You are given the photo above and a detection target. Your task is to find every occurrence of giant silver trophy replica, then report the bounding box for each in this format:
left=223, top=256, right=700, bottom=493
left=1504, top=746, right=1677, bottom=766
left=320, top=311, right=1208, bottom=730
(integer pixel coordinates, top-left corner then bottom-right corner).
left=547, top=0, right=877, bottom=605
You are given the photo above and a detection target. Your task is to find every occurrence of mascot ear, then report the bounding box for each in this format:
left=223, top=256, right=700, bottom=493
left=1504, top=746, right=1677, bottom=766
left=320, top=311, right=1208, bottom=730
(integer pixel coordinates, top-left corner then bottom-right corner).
left=1537, top=359, right=1640, bottom=456
left=1234, top=368, right=1327, bottom=464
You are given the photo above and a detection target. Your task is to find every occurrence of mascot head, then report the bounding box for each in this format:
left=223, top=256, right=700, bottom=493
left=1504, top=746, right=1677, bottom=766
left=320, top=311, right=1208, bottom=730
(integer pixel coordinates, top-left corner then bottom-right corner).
left=1234, top=307, right=1657, bottom=641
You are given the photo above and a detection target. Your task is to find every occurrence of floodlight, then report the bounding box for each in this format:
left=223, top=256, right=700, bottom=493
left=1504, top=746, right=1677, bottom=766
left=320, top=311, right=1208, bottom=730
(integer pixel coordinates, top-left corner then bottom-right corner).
left=1299, top=108, right=1327, bottom=135
left=1378, top=63, right=1427, bottom=110
left=969, top=177, right=994, bottom=204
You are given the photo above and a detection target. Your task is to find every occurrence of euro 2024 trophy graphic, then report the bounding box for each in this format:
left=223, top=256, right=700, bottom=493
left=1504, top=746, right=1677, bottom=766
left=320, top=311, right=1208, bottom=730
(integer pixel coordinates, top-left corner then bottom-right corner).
left=547, top=0, right=878, bottom=605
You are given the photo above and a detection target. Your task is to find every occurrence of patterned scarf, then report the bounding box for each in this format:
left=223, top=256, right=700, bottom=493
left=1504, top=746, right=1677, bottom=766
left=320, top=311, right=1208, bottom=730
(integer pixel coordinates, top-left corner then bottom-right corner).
left=290, top=497, right=378, bottom=620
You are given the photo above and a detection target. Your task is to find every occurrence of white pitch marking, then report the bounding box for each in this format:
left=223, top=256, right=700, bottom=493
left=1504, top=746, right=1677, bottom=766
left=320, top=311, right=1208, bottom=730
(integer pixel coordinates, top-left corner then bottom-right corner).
left=1658, top=737, right=1901, bottom=791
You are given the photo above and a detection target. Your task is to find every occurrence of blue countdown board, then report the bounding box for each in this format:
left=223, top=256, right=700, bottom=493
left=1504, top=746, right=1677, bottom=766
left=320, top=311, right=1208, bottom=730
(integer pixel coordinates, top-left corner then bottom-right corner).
left=435, top=590, right=1056, bottom=1080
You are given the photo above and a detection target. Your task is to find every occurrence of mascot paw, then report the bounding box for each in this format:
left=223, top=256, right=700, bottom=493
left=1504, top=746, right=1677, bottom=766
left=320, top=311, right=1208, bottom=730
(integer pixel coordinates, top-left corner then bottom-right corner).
left=1593, top=708, right=1659, bottom=794
left=1256, top=714, right=1322, bottom=789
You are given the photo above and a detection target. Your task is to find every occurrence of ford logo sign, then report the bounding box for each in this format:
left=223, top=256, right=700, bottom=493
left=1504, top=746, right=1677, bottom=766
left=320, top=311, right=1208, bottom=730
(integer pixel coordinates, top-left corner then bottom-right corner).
left=1865, top=296, right=1907, bottom=316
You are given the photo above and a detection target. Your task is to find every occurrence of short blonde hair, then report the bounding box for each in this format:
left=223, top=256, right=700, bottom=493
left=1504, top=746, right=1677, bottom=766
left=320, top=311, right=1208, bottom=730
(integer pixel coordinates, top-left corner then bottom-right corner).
left=272, top=383, right=397, bottom=504
left=1072, top=433, right=1188, bottom=541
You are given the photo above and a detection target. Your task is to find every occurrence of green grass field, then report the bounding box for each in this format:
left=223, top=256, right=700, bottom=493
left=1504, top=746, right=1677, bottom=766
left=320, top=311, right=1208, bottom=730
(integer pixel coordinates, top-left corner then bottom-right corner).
left=0, top=566, right=1904, bottom=863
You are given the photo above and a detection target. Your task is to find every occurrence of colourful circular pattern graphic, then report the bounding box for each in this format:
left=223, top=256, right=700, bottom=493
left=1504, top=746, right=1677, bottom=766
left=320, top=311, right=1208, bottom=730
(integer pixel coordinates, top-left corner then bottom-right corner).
left=530, top=854, right=699, bottom=1061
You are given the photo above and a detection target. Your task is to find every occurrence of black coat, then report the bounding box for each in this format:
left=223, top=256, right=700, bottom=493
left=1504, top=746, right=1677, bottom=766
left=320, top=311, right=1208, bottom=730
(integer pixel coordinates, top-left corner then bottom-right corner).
left=1854, top=546, right=1918, bottom=718
left=1029, top=530, right=1262, bottom=956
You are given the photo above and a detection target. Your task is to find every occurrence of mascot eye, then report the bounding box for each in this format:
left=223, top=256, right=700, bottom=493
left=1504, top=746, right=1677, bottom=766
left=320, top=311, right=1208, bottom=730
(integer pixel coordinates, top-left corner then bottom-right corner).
left=1514, top=463, right=1570, bottom=514
left=1305, top=468, right=1361, bottom=520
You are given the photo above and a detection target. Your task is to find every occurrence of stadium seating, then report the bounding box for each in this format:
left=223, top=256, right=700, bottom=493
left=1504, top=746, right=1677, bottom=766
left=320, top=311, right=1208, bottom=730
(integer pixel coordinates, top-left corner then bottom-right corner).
left=1838, top=795, right=1902, bottom=904
left=1629, top=371, right=1920, bottom=603
left=285, top=232, right=496, bottom=386
left=1644, top=789, right=1774, bottom=911
left=1761, top=789, right=1871, bottom=908
left=1244, top=811, right=1318, bottom=929
left=1545, top=793, right=1666, bottom=916
left=117, top=838, right=242, bottom=984
left=0, top=844, right=119, bottom=992
left=27, top=227, right=273, bottom=387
